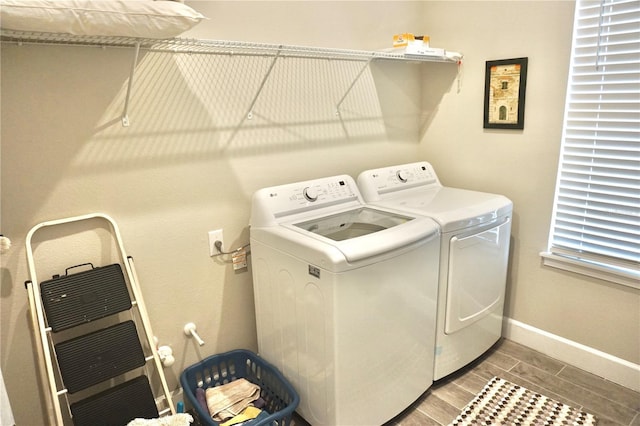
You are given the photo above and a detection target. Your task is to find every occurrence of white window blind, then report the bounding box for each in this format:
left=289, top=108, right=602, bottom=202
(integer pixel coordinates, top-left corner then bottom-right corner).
left=544, top=0, right=640, bottom=287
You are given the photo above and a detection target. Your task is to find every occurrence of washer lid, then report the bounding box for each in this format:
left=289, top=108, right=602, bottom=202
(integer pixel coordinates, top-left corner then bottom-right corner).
left=293, top=207, right=411, bottom=241
left=286, top=206, right=438, bottom=263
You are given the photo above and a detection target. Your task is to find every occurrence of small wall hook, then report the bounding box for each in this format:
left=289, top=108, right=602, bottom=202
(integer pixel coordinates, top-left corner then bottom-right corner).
left=184, top=322, right=205, bottom=346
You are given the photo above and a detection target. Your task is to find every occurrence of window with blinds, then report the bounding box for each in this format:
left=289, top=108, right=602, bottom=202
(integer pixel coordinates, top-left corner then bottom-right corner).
left=543, top=0, right=640, bottom=287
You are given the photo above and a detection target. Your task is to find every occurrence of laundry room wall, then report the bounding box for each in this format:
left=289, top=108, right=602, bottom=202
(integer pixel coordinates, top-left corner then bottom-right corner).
left=0, top=2, right=432, bottom=425
left=417, top=0, right=640, bottom=367
left=2, top=2, right=638, bottom=425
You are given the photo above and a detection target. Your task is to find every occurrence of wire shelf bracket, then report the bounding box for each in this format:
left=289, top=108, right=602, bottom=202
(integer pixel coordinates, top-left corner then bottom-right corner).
left=121, top=42, right=141, bottom=127
left=246, top=48, right=282, bottom=121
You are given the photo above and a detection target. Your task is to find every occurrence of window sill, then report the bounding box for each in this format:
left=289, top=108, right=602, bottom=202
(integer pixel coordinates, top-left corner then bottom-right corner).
left=540, top=252, right=640, bottom=290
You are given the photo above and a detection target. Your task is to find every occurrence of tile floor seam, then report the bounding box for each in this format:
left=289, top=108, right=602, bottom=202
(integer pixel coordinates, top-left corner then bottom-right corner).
left=555, top=364, right=567, bottom=377
left=413, top=406, right=445, bottom=426
left=492, top=348, right=521, bottom=368
left=507, top=359, right=520, bottom=373
left=425, top=413, right=446, bottom=426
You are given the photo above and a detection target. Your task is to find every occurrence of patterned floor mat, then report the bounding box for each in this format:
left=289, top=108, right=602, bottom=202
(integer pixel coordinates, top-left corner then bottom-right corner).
left=450, top=376, right=597, bottom=425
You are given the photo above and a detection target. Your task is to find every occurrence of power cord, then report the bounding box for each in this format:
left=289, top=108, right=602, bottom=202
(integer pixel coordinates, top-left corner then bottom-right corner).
left=212, top=240, right=250, bottom=256
left=213, top=240, right=251, bottom=270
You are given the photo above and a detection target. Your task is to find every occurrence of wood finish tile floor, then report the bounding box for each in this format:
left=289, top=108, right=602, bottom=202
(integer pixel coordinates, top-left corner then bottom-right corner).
left=291, top=338, right=640, bottom=426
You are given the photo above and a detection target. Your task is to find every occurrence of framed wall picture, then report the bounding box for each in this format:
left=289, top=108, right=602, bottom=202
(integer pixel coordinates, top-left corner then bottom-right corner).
left=483, top=57, right=528, bottom=130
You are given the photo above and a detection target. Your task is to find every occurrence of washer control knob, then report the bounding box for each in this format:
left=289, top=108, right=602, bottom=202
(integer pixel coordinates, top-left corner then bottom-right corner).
left=396, top=170, right=409, bottom=183
left=303, top=187, right=319, bottom=202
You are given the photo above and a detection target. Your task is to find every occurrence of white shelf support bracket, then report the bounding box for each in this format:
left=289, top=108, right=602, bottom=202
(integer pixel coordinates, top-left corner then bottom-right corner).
left=121, top=42, right=141, bottom=127
left=335, top=59, right=371, bottom=116
left=335, top=58, right=371, bottom=138
left=223, top=48, right=283, bottom=147
left=245, top=48, right=282, bottom=120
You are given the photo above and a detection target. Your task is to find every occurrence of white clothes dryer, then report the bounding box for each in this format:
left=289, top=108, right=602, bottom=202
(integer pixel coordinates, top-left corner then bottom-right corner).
left=357, top=162, right=512, bottom=380
left=250, top=175, right=440, bottom=426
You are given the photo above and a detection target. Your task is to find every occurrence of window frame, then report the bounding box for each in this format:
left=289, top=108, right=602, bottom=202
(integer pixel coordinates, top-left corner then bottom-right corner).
left=541, top=0, right=640, bottom=289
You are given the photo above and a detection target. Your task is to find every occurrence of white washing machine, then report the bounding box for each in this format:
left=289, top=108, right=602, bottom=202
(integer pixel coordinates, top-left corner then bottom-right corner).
left=250, top=175, right=440, bottom=426
left=357, top=162, right=512, bottom=381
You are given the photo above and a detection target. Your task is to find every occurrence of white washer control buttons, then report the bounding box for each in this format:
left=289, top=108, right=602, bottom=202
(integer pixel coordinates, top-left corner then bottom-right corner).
left=396, top=170, right=408, bottom=183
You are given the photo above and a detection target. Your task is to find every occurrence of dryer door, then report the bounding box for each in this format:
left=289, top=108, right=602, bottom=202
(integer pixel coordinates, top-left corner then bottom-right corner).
left=445, top=217, right=511, bottom=335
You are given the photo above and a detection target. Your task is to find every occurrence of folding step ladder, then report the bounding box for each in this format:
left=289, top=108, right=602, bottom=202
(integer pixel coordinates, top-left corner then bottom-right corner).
left=24, top=213, right=175, bottom=425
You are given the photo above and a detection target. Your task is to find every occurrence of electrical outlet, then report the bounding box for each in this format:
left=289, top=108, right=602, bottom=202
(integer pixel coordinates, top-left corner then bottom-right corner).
left=208, top=229, right=224, bottom=256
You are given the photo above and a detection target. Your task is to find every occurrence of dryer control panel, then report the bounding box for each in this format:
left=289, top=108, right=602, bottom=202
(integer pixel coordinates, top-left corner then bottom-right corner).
left=357, top=162, right=441, bottom=200
left=251, top=175, right=361, bottom=226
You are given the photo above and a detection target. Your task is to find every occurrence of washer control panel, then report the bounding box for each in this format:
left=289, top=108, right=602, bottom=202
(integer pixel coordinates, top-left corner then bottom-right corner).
left=255, top=175, right=360, bottom=219
left=357, top=162, right=440, bottom=198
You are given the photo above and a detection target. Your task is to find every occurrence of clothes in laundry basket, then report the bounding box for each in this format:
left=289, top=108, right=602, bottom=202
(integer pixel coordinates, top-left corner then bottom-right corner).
left=195, top=388, right=208, bottom=414
left=205, top=378, right=260, bottom=422
left=219, top=406, right=264, bottom=426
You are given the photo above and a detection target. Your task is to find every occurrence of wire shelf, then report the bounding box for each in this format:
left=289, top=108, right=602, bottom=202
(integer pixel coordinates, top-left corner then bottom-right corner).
left=1, top=29, right=461, bottom=128
left=0, top=29, right=458, bottom=63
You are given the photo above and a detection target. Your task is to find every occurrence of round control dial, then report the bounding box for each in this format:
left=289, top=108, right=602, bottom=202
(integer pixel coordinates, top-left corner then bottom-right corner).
left=396, top=170, right=409, bottom=183
left=303, top=187, right=319, bottom=202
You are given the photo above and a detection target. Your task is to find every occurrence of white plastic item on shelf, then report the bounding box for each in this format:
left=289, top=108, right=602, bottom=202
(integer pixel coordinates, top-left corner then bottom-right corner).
left=405, top=41, right=446, bottom=58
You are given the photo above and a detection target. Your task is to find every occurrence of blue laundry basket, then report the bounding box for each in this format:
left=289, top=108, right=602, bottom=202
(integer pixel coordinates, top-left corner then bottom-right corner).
left=180, top=350, right=299, bottom=426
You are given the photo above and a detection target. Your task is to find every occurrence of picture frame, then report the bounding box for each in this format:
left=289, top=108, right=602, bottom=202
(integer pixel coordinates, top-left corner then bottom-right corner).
left=483, top=57, right=528, bottom=130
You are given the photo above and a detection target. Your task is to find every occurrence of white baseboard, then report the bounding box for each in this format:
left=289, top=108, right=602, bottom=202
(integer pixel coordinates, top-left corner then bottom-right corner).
left=503, top=318, right=640, bottom=392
